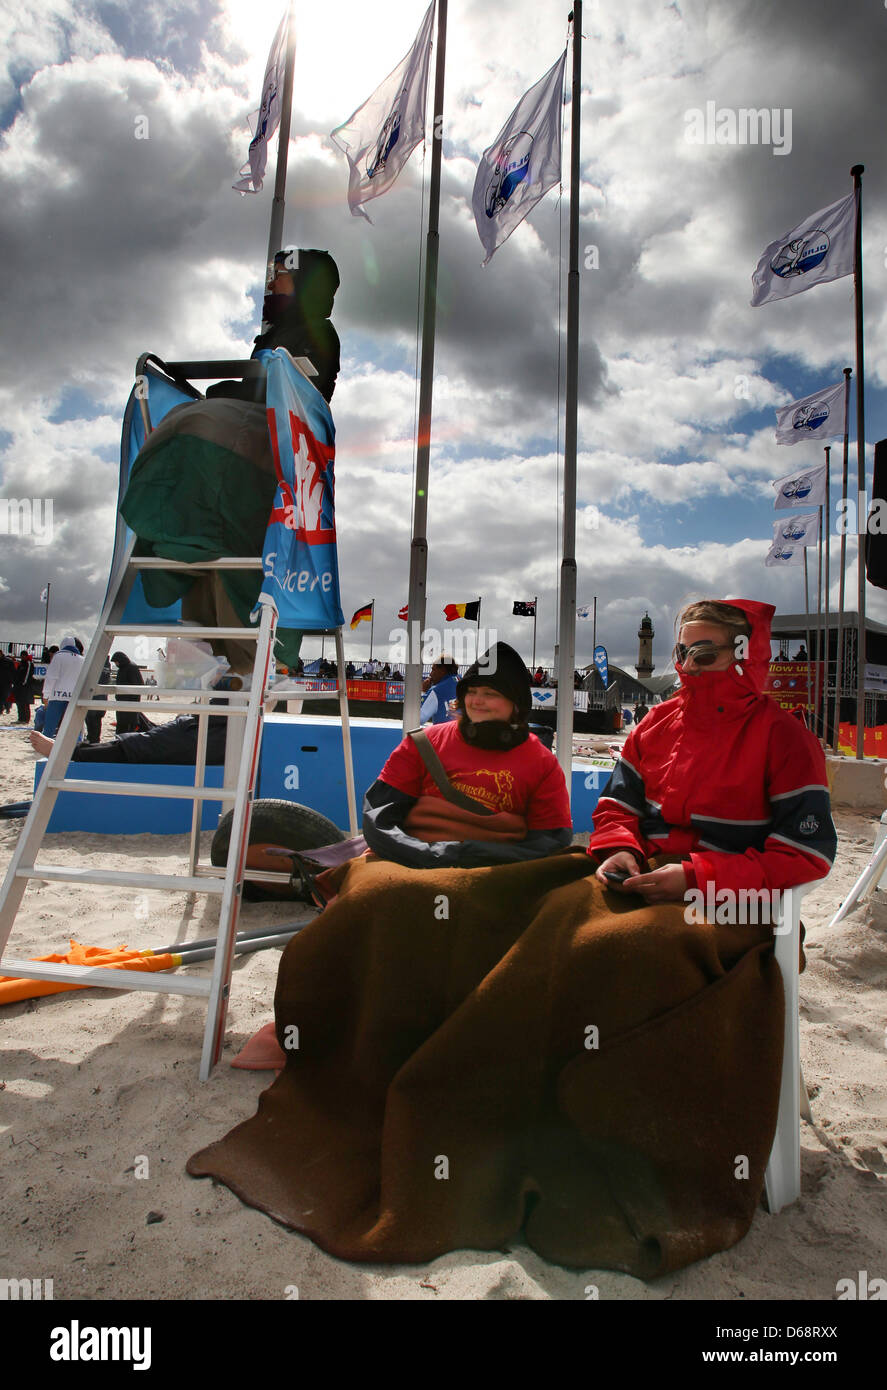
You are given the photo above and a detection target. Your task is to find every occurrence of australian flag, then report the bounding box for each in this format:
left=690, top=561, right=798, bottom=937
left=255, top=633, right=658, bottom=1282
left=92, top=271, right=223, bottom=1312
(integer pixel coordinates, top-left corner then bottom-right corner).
left=513, top=600, right=536, bottom=616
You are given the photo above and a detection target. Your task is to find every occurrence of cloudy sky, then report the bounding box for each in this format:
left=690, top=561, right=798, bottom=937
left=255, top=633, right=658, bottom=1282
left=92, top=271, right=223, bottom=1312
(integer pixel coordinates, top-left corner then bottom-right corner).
left=1, top=0, right=886, bottom=675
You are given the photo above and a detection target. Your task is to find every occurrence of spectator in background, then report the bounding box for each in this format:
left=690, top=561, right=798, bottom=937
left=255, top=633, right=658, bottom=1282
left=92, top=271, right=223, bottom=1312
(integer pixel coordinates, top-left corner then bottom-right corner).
left=13, top=649, right=35, bottom=724
left=794, top=644, right=808, bottom=661
left=41, top=638, right=82, bottom=736
left=0, top=647, right=15, bottom=715
left=85, top=658, right=113, bottom=743
left=111, top=650, right=143, bottom=734
left=420, top=656, right=460, bottom=725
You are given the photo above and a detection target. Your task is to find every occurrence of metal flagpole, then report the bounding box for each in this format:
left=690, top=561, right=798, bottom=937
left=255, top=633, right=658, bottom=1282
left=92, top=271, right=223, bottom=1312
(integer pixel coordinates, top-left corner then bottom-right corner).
left=532, top=597, right=538, bottom=671
left=823, top=448, right=831, bottom=743
left=803, top=550, right=813, bottom=721
left=592, top=595, right=596, bottom=655
left=265, top=2, right=297, bottom=283
left=823, top=503, right=828, bottom=739
left=42, top=583, right=50, bottom=650
left=475, top=597, right=482, bottom=663
left=403, top=0, right=448, bottom=732
left=555, top=2, right=582, bottom=793
left=369, top=600, right=374, bottom=662
left=833, top=367, right=852, bottom=752
left=851, top=165, right=866, bottom=760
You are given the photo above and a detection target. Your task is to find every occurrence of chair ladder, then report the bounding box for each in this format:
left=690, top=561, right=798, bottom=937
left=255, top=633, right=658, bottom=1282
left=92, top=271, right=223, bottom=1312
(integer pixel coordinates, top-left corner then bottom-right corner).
left=0, top=544, right=284, bottom=1080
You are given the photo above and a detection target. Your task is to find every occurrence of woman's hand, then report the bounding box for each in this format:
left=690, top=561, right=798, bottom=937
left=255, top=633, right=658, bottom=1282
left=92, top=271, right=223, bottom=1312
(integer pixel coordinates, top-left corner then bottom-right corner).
left=594, top=851, right=642, bottom=891
left=624, top=863, right=688, bottom=903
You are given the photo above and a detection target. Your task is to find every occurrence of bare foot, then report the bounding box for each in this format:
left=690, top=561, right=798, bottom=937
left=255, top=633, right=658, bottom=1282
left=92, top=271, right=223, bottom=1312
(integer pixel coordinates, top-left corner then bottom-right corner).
left=29, top=731, right=53, bottom=756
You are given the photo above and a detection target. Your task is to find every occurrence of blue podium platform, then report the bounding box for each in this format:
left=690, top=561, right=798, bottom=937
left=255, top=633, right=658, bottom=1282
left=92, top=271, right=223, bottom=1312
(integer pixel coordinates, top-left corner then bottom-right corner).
left=33, top=715, right=614, bottom=836
left=259, top=715, right=613, bottom=832
left=35, top=761, right=226, bottom=834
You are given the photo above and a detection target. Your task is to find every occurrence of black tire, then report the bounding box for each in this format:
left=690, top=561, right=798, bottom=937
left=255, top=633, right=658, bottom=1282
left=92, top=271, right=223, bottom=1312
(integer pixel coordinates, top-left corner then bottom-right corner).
left=211, top=798, right=345, bottom=901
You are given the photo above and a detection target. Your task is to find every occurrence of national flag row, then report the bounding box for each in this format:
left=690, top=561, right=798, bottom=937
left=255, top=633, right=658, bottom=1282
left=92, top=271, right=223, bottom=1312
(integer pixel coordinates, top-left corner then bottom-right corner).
left=348, top=597, right=606, bottom=628
left=236, top=3, right=568, bottom=266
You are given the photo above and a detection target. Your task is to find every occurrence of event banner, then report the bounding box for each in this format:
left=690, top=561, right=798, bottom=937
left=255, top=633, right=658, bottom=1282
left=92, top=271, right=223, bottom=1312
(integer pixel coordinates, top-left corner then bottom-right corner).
left=530, top=688, right=589, bottom=712
left=764, top=661, right=820, bottom=713
left=257, top=348, right=345, bottom=633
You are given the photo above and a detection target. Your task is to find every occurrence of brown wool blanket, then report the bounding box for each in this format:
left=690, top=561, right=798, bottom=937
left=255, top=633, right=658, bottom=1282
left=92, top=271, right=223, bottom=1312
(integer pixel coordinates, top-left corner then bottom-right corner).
left=187, top=849, right=785, bottom=1276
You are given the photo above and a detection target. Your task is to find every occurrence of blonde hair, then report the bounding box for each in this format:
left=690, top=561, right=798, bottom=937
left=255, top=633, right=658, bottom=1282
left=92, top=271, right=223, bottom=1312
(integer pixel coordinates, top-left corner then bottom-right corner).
left=676, top=600, right=751, bottom=645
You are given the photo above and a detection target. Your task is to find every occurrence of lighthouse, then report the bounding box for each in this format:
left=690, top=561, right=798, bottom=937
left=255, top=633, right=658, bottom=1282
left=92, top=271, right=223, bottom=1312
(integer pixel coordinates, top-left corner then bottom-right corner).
left=636, top=612, right=654, bottom=679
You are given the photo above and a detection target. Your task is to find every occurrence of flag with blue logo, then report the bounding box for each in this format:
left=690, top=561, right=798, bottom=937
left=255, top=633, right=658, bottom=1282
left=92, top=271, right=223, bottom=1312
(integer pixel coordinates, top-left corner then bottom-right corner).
left=233, top=9, right=289, bottom=194
left=775, top=380, right=845, bottom=445
left=330, top=1, right=435, bottom=222
left=771, top=460, right=827, bottom=510
left=771, top=511, right=820, bottom=547
left=472, top=48, right=567, bottom=266
left=256, top=348, right=344, bottom=632
left=764, top=541, right=806, bottom=568
left=751, top=192, right=855, bottom=307
left=593, top=645, right=609, bottom=689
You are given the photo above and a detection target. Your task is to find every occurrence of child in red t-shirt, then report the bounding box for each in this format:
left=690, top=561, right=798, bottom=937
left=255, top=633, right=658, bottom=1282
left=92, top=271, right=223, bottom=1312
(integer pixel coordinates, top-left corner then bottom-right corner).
left=363, top=643, right=572, bottom=868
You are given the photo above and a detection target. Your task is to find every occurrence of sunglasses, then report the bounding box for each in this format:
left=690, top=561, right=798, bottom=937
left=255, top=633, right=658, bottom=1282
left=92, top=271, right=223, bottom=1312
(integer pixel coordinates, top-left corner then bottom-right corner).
left=673, top=642, right=734, bottom=668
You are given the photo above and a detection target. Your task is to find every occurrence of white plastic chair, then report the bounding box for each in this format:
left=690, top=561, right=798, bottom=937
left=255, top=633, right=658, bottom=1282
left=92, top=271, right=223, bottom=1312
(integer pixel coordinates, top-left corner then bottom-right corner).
left=763, top=882, right=815, bottom=1214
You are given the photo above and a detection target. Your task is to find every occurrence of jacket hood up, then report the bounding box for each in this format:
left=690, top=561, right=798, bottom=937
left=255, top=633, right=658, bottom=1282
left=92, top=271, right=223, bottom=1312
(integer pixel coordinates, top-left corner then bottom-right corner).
left=676, top=598, right=774, bottom=706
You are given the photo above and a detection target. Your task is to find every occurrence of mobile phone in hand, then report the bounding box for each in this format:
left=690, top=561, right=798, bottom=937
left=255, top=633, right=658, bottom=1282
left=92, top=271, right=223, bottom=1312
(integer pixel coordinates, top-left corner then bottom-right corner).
left=603, top=869, right=631, bottom=884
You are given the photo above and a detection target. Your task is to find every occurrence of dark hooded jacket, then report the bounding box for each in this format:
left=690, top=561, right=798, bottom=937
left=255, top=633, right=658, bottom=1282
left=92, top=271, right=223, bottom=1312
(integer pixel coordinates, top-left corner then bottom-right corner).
left=587, top=599, right=837, bottom=894
left=252, top=250, right=340, bottom=403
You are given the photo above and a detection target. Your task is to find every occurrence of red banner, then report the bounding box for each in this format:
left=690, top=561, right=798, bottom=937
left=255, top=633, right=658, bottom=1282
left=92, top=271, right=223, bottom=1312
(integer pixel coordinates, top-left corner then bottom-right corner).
left=764, top=661, right=821, bottom=713
left=837, top=723, right=887, bottom=758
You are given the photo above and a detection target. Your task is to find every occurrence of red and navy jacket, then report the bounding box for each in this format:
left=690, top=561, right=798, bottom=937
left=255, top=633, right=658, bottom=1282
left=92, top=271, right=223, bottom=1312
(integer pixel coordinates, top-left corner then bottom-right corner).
left=587, top=599, right=837, bottom=894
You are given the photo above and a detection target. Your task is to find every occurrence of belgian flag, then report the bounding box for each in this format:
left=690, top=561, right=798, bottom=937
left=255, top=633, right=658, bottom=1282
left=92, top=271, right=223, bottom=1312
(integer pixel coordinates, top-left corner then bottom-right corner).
left=444, top=600, right=480, bottom=622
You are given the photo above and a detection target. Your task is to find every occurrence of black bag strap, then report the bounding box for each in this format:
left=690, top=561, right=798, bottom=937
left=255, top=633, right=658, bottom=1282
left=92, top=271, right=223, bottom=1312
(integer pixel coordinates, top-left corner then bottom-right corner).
left=407, top=728, right=496, bottom=816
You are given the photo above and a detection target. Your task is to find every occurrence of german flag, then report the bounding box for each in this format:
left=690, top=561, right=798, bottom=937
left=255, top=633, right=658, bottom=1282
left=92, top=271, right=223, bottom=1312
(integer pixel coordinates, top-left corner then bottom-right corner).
left=350, top=602, right=373, bottom=629
left=444, top=600, right=480, bottom=622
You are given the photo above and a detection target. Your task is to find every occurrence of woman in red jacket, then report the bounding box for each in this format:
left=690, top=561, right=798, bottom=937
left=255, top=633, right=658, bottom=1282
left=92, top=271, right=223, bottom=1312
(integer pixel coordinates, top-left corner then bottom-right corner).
left=590, top=597, right=836, bottom=906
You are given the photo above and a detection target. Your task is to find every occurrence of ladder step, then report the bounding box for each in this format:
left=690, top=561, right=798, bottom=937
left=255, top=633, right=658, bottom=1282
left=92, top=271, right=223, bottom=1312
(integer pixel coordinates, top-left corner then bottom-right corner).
left=75, top=699, right=248, bottom=715
left=17, top=866, right=228, bottom=893
left=46, top=779, right=237, bottom=801
left=129, top=557, right=263, bottom=571
left=193, top=863, right=292, bottom=885
left=106, top=626, right=260, bottom=638
left=0, top=958, right=211, bottom=997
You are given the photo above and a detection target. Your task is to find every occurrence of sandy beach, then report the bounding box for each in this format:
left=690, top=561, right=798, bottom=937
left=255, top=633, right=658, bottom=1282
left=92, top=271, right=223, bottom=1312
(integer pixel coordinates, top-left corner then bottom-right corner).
left=1, top=709, right=885, bottom=1302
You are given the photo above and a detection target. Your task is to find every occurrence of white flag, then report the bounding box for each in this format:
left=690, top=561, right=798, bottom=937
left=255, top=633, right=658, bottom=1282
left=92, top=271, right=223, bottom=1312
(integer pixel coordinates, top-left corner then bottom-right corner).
left=330, top=2, right=434, bottom=222
left=764, top=541, right=806, bottom=568
left=771, top=511, right=820, bottom=548
left=751, top=193, right=855, bottom=307
left=771, top=461, right=828, bottom=510
left=233, top=11, right=289, bottom=195
left=576, top=605, right=593, bottom=619
left=472, top=49, right=567, bottom=266
left=40, top=586, right=48, bottom=603
left=775, top=380, right=845, bottom=445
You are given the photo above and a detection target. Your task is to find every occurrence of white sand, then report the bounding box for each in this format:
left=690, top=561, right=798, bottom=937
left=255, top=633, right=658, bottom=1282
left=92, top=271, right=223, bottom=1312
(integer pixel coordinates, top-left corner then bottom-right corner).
left=1, top=709, right=885, bottom=1301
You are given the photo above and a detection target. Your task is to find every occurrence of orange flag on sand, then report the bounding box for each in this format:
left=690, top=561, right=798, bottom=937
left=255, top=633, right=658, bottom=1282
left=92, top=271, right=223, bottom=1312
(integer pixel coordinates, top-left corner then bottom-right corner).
left=0, top=941, right=184, bottom=1006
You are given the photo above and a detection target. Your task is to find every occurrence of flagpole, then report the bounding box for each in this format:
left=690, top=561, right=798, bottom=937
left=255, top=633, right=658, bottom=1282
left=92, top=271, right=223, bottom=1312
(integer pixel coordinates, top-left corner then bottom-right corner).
left=851, top=164, right=866, bottom=760
left=475, top=597, right=481, bottom=664
left=823, top=503, right=828, bottom=739
left=555, top=2, right=581, bottom=794
left=403, top=0, right=447, bottom=733
left=370, top=600, right=374, bottom=662
left=803, top=550, right=812, bottom=721
left=592, top=596, right=596, bottom=655
left=833, top=366, right=852, bottom=751
left=532, top=596, right=538, bottom=671
left=823, top=450, right=831, bottom=742
left=264, top=2, right=297, bottom=283
left=42, top=582, right=50, bottom=651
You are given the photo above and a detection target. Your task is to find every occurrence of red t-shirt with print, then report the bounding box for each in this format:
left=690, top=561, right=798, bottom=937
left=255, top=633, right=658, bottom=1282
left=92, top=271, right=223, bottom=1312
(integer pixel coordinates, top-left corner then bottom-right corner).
left=378, top=720, right=572, bottom=830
